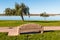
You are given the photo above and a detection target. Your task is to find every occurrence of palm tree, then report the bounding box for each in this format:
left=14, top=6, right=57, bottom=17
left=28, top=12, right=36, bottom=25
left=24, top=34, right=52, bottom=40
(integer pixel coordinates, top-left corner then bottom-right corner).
left=40, top=12, right=49, bottom=21
left=15, top=3, right=30, bottom=21
left=11, top=9, right=16, bottom=15
left=15, top=3, right=20, bottom=15
left=5, top=8, right=12, bottom=16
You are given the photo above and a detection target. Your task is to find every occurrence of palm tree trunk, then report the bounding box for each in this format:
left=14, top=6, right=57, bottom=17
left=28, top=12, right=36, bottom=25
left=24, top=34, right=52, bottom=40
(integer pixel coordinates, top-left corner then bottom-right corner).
left=21, top=13, right=24, bottom=21
left=28, top=11, right=30, bottom=17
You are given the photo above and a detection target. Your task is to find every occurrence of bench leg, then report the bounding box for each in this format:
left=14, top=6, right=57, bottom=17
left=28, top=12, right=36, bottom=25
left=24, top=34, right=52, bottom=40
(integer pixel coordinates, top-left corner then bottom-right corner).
left=41, top=26, right=44, bottom=34
left=41, top=30, right=43, bottom=34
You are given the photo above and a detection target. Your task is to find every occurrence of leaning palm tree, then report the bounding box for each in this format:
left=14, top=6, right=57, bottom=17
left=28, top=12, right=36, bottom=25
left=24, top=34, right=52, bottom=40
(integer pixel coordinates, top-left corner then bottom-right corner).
left=15, top=3, right=30, bottom=21
left=20, top=3, right=30, bottom=21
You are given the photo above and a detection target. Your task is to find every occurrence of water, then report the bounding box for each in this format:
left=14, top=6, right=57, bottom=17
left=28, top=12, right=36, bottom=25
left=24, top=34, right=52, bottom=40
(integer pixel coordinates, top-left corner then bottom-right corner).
left=0, top=16, right=60, bottom=21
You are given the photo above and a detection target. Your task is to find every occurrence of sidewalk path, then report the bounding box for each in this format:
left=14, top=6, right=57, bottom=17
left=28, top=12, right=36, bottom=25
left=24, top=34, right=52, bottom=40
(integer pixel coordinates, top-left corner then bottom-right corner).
left=0, top=26, right=60, bottom=36
left=44, top=26, right=60, bottom=31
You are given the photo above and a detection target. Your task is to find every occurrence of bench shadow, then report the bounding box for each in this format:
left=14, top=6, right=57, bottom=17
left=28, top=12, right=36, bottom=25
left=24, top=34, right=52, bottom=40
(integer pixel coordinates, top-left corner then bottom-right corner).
left=20, top=31, right=41, bottom=34
left=20, top=30, right=54, bottom=34
left=44, top=30, right=54, bottom=33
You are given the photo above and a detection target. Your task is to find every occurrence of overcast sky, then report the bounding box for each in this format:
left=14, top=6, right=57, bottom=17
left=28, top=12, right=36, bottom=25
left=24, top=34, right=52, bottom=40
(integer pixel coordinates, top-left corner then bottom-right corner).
left=0, top=0, right=60, bottom=14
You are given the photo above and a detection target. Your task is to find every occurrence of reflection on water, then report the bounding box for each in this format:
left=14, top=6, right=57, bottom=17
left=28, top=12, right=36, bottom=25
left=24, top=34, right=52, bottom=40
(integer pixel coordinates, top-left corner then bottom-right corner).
left=0, top=16, right=60, bottom=21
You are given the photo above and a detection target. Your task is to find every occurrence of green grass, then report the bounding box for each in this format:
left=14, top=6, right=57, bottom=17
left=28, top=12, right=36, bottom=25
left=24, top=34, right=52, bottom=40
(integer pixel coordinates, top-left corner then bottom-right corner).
left=0, top=31, right=60, bottom=40
left=0, top=20, right=60, bottom=27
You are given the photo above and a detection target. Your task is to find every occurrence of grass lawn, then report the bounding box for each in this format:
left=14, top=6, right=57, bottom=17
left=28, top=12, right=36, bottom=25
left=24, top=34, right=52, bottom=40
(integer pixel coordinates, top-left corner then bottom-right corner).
left=0, top=20, right=60, bottom=27
left=0, top=31, right=60, bottom=40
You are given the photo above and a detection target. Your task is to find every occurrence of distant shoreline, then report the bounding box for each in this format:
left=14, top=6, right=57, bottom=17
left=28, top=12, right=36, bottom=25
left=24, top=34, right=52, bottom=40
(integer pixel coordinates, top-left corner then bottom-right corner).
left=0, top=14, right=60, bottom=16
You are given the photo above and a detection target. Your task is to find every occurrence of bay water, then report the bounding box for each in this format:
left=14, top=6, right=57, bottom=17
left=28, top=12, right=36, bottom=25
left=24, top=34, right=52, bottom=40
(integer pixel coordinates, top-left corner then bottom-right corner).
left=0, top=16, right=60, bottom=21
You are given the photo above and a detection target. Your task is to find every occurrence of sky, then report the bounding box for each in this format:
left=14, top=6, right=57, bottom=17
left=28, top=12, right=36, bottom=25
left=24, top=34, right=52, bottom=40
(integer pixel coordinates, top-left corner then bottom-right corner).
left=0, top=0, right=60, bottom=14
